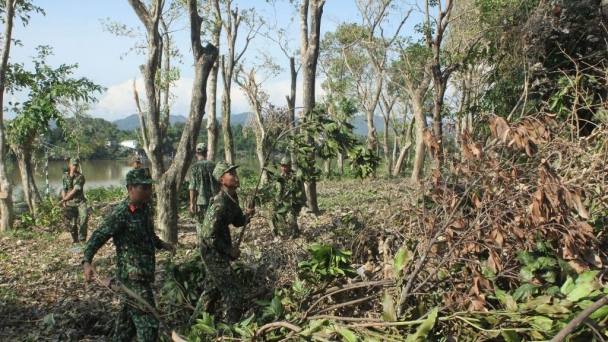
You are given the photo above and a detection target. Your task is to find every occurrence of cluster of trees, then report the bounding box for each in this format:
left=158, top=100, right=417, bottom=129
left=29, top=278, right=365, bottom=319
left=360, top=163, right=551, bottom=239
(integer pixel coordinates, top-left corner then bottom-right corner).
left=1, top=0, right=605, bottom=244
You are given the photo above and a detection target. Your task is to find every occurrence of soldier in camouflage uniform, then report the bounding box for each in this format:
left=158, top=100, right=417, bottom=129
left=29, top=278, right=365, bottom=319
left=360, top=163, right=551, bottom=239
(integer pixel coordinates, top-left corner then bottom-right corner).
left=190, top=161, right=255, bottom=325
left=129, top=154, right=142, bottom=170
left=59, top=157, right=88, bottom=243
left=189, top=143, right=219, bottom=226
left=82, top=167, right=176, bottom=342
left=270, top=157, right=305, bottom=237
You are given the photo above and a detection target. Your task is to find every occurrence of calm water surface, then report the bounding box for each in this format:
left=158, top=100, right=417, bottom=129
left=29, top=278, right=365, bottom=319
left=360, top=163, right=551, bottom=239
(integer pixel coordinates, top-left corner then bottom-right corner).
left=8, top=157, right=260, bottom=199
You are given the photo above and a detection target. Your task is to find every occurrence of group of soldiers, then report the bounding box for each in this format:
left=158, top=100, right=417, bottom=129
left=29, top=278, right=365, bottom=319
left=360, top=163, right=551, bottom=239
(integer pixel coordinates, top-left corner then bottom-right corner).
left=58, top=144, right=304, bottom=341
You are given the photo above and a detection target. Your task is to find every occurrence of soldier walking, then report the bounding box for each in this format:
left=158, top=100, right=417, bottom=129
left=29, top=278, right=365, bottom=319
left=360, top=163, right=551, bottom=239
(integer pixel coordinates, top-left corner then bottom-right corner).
left=270, top=157, right=305, bottom=237
left=59, top=157, right=88, bottom=243
left=82, top=167, right=175, bottom=342
left=189, top=143, right=219, bottom=226
left=190, top=161, right=255, bottom=325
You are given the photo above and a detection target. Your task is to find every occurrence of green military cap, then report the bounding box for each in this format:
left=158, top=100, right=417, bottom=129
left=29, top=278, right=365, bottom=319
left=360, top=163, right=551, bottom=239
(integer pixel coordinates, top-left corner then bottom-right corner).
left=196, top=142, right=207, bottom=153
left=280, top=157, right=291, bottom=165
left=70, top=157, right=80, bottom=165
left=126, top=167, right=154, bottom=185
left=213, top=161, right=238, bottom=181
left=129, top=155, right=142, bottom=163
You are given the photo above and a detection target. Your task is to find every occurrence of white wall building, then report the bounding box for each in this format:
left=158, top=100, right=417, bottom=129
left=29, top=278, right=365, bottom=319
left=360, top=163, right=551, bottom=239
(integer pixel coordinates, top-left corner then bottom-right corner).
left=119, top=140, right=139, bottom=150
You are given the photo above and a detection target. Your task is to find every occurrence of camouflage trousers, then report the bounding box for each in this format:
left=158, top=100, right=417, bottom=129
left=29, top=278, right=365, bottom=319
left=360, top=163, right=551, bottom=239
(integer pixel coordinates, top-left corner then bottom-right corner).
left=114, top=280, right=159, bottom=342
left=195, top=204, right=208, bottom=225
left=62, top=202, right=88, bottom=242
left=190, top=252, right=244, bottom=325
left=270, top=209, right=300, bottom=237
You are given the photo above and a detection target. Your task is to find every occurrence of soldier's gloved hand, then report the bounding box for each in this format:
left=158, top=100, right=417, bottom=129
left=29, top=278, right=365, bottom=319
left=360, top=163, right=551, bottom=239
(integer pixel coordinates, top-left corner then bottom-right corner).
left=229, top=247, right=241, bottom=260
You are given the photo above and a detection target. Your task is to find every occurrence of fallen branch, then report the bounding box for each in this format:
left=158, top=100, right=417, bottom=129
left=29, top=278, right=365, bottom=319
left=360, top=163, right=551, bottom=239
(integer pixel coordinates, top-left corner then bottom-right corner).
left=312, top=294, right=380, bottom=316
left=253, top=322, right=302, bottom=342
left=306, top=315, right=383, bottom=322
left=550, top=294, right=608, bottom=342
left=306, top=279, right=394, bottom=316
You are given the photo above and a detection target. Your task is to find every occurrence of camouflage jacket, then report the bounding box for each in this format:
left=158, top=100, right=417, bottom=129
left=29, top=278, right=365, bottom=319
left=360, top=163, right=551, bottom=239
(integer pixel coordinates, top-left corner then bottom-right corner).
left=62, top=171, right=86, bottom=204
left=199, top=190, right=247, bottom=258
left=275, top=171, right=305, bottom=213
left=189, top=160, right=219, bottom=207
left=83, top=197, right=163, bottom=282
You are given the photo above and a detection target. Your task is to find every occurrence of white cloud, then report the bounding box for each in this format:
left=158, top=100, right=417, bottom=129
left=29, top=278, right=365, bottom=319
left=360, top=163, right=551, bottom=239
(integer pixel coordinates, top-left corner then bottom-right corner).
left=93, top=76, right=327, bottom=121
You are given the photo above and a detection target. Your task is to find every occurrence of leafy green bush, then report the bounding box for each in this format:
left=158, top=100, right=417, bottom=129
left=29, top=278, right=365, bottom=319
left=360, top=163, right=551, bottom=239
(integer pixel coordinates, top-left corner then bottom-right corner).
left=298, top=244, right=356, bottom=283
left=85, top=185, right=125, bottom=202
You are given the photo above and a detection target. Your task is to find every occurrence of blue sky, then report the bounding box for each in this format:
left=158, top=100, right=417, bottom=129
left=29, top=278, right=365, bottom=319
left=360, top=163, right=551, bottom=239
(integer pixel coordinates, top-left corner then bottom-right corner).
left=6, top=0, right=418, bottom=121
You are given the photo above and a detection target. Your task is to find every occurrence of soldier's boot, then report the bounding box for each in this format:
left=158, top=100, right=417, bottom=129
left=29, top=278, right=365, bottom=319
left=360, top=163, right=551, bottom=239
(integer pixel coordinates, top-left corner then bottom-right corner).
left=70, top=227, right=79, bottom=243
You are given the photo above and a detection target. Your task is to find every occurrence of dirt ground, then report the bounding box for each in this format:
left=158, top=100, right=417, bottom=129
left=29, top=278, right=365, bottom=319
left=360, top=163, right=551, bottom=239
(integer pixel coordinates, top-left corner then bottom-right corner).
left=0, top=178, right=415, bottom=341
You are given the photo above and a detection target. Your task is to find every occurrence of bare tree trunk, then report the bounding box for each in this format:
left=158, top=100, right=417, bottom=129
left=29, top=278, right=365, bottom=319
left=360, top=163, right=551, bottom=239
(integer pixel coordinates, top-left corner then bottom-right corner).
left=300, top=0, right=325, bottom=214
left=207, top=61, right=219, bottom=161
left=393, top=117, right=414, bottom=176
left=206, top=6, right=221, bottom=162
left=286, top=57, right=297, bottom=165
left=337, top=152, right=344, bottom=174
left=382, top=119, right=391, bottom=176
left=12, top=144, right=42, bottom=214
left=410, top=97, right=427, bottom=182
left=0, top=0, right=17, bottom=231
left=130, top=0, right=218, bottom=243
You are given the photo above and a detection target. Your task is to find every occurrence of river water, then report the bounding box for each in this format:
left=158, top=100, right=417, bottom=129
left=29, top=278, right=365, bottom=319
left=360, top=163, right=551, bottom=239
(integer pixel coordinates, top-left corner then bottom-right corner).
left=7, top=157, right=260, bottom=200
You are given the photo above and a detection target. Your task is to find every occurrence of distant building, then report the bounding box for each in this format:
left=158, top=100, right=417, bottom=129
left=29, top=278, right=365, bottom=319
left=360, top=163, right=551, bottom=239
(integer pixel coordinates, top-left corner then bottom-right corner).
left=106, top=139, right=117, bottom=147
left=119, top=140, right=139, bottom=150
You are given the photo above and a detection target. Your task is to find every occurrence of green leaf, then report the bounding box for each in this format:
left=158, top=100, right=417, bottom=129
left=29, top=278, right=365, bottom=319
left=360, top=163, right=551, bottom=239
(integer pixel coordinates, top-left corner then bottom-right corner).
left=561, top=277, right=575, bottom=295
left=566, top=281, right=601, bottom=302
left=506, top=294, right=518, bottom=312
left=405, top=308, right=438, bottom=342
left=394, top=248, right=413, bottom=275
left=575, top=271, right=599, bottom=284
left=516, top=251, right=537, bottom=266
left=589, top=305, right=608, bottom=320
left=382, top=291, right=397, bottom=322
left=298, top=319, right=328, bottom=337
left=338, top=329, right=359, bottom=342
left=520, top=295, right=552, bottom=310
left=501, top=330, right=520, bottom=342
left=534, top=303, right=571, bottom=315
left=519, top=267, right=534, bottom=282
left=494, top=285, right=506, bottom=306
left=513, top=283, right=540, bottom=301
left=528, top=316, right=553, bottom=331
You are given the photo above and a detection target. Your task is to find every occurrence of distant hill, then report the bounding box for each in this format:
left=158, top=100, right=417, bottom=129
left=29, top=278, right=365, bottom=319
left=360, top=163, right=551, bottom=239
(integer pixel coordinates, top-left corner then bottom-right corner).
left=229, top=112, right=386, bottom=136
left=110, top=112, right=388, bottom=136
left=113, top=114, right=187, bottom=131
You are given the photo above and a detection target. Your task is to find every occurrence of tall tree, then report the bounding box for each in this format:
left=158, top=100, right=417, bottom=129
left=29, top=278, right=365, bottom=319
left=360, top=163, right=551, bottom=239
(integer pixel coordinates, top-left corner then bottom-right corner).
left=0, top=0, right=44, bottom=231
left=5, top=46, right=103, bottom=214
left=218, top=1, right=260, bottom=164
left=128, top=0, right=218, bottom=243
left=205, top=0, right=222, bottom=161
left=299, top=0, right=325, bottom=214
left=350, top=0, right=410, bottom=163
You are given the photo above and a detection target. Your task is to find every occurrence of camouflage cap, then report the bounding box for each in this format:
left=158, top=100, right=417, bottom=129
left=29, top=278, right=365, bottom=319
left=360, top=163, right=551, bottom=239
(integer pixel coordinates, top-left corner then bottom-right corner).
left=126, top=167, right=154, bottom=185
left=280, top=157, right=291, bottom=165
left=129, top=155, right=142, bottom=163
left=70, top=157, right=80, bottom=165
left=196, top=142, right=207, bottom=153
left=213, top=161, right=238, bottom=182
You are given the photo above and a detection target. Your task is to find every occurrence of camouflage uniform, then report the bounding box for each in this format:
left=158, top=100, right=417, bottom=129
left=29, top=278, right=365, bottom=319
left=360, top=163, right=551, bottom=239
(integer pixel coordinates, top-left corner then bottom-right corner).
left=191, top=162, right=247, bottom=324
left=62, top=158, right=88, bottom=242
left=271, top=157, right=305, bottom=237
left=83, top=168, right=162, bottom=342
left=188, top=144, right=219, bottom=225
